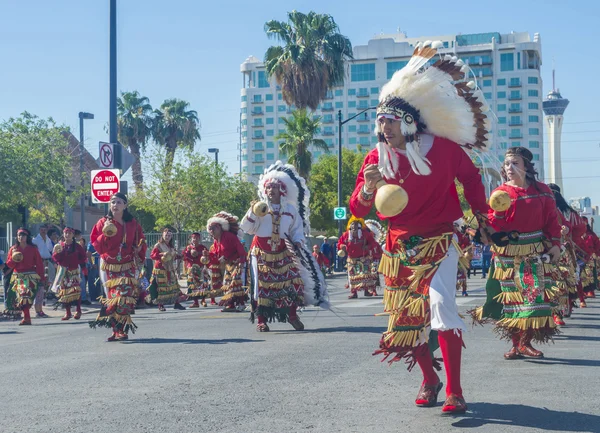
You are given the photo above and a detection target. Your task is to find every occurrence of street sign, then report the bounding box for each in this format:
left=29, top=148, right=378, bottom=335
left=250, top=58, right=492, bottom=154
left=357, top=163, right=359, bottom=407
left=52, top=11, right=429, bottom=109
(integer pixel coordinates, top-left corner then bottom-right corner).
left=98, top=142, right=114, bottom=168
left=119, top=143, right=136, bottom=175
left=333, top=207, right=347, bottom=220
left=91, top=169, right=120, bottom=203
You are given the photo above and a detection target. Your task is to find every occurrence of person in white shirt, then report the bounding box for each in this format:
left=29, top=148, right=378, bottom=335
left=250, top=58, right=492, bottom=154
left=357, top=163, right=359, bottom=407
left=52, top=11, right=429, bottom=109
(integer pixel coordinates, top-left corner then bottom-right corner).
left=32, top=224, right=53, bottom=318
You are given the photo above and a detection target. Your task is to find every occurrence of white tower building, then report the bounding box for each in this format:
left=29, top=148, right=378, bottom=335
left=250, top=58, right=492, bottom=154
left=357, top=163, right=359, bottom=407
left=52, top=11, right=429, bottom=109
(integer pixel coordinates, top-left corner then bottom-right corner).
left=542, top=70, right=569, bottom=190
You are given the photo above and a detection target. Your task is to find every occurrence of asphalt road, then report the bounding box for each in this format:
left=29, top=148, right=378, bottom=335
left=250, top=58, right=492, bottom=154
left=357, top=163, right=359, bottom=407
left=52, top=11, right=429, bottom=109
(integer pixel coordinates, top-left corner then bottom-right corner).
left=1, top=274, right=599, bottom=433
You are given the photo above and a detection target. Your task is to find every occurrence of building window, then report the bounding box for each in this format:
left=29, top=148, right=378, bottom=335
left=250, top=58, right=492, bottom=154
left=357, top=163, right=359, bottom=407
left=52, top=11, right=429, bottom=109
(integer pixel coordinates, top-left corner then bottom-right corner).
left=529, top=128, right=540, bottom=135
left=509, top=116, right=522, bottom=126
left=241, top=95, right=247, bottom=102
left=266, top=94, right=273, bottom=101
left=266, top=117, right=274, bottom=125
left=348, top=125, right=356, bottom=133
left=359, top=136, right=370, bottom=145
left=277, top=93, right=282, bottom=100
left=498, top=117, right=506, bottom=124
left=509, top=78, right=521, bottom=86
left=370, top=87, right=379, bottom=94
left=497, top=104, right=507, bottom=112
left=528, top=115, right=539, bottom=122
left=511, top=142, right=521, bottom=147
left=266, top=153, right=274, bottom=161
left=335, top=101, right=343, bottom=109
left=528, top=89, right=539, bottom=97
left=497, top=91, right=506, bottom=99
left=278, top=105, right=286, bottom=112
left=349, top=137, right=357, bottom=145
left=335, top=89, right=343, bottom=97
left=387, top=61, right=408, bottom=79
left=266, top=106, right=274, bottom=113
left=348, top=88, right=356, bottom=96
left=482, top=79, right=492, bottom=87
left=348, top=101, right=356, bottom=108
left=266, top=129, right=274, bottom=137
left=484, top=92, right=492, bottom=100
left=528, top=102, right=539, bottom=110
left=499, top=129, right=507, bottom=137
left=529, top=141, right=540, bottom=148
left=500, top=53, right=514, bottom=72
left=266, top=141, right=274, bottom=149
left=500, top=142, right=508, bottom=149
left=532, top=154, right=539, bottom=161
left=517, top=52, right=521, bottom=70
left=528, top=77, right=538, bottom=84
left=254, top=165, right=264, bottom=174
left=497, top=78, right=506, bottom=86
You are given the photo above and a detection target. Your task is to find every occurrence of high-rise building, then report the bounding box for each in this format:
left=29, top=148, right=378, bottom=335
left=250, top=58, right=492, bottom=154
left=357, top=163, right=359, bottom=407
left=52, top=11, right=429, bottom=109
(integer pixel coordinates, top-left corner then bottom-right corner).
left=543, top=70, right=569, bottom=190
left=240, top=31, right=544, bottom=181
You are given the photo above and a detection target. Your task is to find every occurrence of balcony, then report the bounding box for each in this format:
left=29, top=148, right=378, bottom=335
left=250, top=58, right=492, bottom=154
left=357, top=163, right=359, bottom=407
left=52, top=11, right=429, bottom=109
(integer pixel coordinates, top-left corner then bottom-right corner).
left=509, top=135, right=523, bottom=139
left=357, top=115, right=371, bottom=122
left=322, top=117, right=334, bottom=124
left=253, top=122, right=264, bottom=128
left=323, top=130, right=335, bottom=136
left=253, top=133, right=265, bottom=139
left=508, top=122, right=522, bottom=126
left=508, top=81, right=522, bottom=88
left=251, top=98, right=263, bottom=104
left=508, top=108, right=522, bottom=113
left=357, top=91, right=369, bottom=98
left=357, top=128, right=371, bottom=135
left=253, top=146, right=264, bottom=152
left=357, top=103, right=370, bottom=110
left=509, top=94, right=522, bottom=101
left=251, top=109, right=264, bottom=115
left=324, top=92, right=334, bottom=100
left=322, top=104, right=334, bottom=112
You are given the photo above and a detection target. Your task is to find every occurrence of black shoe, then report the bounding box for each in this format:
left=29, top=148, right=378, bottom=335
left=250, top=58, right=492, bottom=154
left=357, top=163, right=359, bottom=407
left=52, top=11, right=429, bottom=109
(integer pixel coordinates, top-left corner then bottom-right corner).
left=173, top=303, right=186, bottom=310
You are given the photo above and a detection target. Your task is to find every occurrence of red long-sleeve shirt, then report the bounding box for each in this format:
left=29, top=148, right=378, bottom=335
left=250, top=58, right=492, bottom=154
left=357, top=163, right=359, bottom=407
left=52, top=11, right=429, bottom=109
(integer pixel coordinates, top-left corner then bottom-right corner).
left=91, top=217, right=147, bottom=264
left=349, top=137, right=488, bottom=249
left=150, top=243, right=181, bottom=270
left=338, top=230, right=378, bottom=259
left=6, top=244, right=45, bottom=280
left=488, top=182, right=561, bottom=247
left=209, top=231, right=246, bottom=264
left=183, top=244, right=207, bottom=268
left=52, top=242, right=87, bottom=271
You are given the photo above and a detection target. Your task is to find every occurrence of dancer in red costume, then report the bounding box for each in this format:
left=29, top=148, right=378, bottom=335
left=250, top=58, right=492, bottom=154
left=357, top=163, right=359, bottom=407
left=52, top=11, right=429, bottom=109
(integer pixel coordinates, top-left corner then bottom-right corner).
left=338, top=216, right=379, bottom=299
left=4, top=228, right=45, bottom=325
left=149, top=228, right=186, bottom=311
left=580, top=219, right=600, bottom=299
left=454, top=220, right=472, bottom=297
left=350, top=41, right=492, bottom=414
left=89, top=193, right=147, bottom=341
left=207, top=212, right=247, bottom=312
left=183, top=232, right=213, bottom=308
left=51, top=227, right=87, bottom=321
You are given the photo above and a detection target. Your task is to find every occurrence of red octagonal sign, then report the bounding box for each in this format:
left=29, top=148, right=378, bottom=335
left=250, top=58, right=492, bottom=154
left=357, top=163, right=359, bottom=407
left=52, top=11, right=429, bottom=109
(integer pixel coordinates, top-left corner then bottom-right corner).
left=91, top=169, right=120, bottom=203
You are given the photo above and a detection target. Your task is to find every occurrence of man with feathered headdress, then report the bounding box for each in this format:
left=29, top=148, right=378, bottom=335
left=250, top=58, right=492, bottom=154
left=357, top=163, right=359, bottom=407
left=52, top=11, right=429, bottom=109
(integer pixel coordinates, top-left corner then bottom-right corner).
left=206, top=212, right=247, bottom=312
left=338, top=216, right=380, bottom=299
left=241, top=161, right=328, bottom=332
left=349, top=41, right=491, bottom=414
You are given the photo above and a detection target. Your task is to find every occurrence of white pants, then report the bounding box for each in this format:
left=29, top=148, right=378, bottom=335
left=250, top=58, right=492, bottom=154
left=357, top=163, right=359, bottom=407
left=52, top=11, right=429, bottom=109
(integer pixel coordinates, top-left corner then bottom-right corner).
left=429, top=243, right=465, bottom=331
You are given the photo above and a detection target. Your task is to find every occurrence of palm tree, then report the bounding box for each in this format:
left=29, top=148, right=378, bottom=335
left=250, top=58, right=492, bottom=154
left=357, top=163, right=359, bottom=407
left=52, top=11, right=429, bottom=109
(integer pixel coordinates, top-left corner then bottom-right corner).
left=264, top=11, right=353, bottom=110
left=276, top=108, right=329, bottom=179
left=152, top=99, right=201, bottom=172
left=117, top=91, right=153, bottom=191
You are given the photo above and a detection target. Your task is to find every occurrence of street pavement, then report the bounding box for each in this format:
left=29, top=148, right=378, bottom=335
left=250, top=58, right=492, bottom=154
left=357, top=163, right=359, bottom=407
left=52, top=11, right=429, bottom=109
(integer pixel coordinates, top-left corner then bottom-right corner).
left=1, top=274, right=600, bottom=433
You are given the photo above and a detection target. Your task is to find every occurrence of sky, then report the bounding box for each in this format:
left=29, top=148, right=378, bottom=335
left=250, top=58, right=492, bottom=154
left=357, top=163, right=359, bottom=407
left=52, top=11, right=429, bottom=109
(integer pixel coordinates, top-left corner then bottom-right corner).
left=1, top=0, right=599, bottom=207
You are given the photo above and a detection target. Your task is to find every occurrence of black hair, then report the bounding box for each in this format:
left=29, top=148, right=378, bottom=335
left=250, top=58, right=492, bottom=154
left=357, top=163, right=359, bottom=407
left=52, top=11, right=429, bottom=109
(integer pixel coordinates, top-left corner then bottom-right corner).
left=501, top=147, right=541, bottom=191
left=159, top=228, right=175, bottom=248
left=548, top=184, right=577, bottom=215
left=14, top=228, right=35, bottom=247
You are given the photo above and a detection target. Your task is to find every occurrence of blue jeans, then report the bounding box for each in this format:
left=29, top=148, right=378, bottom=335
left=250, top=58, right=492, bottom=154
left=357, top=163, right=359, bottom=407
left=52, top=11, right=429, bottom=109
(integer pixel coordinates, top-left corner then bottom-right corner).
left=80, top=270, right=88, bottom=301
left=482, top=255, right=492, bottom=278
left=87, top=265, right=100, bottom=301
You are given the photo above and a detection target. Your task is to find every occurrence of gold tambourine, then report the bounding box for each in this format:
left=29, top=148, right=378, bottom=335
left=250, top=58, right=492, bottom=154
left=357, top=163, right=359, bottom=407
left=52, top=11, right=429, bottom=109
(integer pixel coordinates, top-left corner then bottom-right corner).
left=103, top=220, right=117, bottom=237
left=12, top=250, right=23, bottom=263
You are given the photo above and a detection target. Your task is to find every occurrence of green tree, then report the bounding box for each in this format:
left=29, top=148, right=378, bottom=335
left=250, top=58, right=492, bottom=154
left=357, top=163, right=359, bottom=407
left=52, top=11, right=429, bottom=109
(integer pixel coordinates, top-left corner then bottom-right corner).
left=152, top=99, right=201, bottom=173
left=0, top=112, right=73, bottom=224
left=276, top=108, right=329, bottom=179
left=308, top=148, right=375, bottom=234
left=117, top=91, right=153, bottom=191
left=264, top=10, right=353, bottom=110
left=131, top=146, right=256, bottom=232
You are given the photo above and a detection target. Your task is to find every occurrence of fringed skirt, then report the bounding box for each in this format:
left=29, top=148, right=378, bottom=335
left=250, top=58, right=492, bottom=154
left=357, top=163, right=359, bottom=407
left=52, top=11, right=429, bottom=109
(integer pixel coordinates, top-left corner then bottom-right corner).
left=89, top=260, right=138, bottom=334
left=149, top=267, right=182, bottom=305
left=374, top=233, right=455, bottom=369
left=4, top=271, right=40, bottom=314
left=249, top=245, right=304, bottom=323
left=347, top=257, right=377, bottom=294
left=186, top=264, right=211, bottom=299
left=581, top=259, right=598, bottom=293
left=56, top=268, right=82, bottom=305
left=218, top=262, right=247, bottom=306
left=555, top=244, right=578, bottom=310
left=470, top=231, right=560, bottom=343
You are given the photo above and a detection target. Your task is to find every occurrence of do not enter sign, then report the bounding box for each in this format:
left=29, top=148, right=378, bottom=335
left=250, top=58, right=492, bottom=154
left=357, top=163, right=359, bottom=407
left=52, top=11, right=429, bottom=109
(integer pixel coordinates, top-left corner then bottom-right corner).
left=91, top=169, right=120, bottom=203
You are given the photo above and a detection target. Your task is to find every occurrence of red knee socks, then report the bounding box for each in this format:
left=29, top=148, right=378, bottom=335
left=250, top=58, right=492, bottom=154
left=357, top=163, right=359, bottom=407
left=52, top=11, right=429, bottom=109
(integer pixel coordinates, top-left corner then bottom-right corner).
left=415, top=345, right=440, bottom=386
left=438, top=330, right=463, bottom=398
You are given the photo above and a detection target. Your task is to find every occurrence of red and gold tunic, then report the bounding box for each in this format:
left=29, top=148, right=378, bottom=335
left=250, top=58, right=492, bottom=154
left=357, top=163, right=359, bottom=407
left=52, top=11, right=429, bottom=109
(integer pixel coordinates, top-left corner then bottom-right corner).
left=183, top=244, right=212, bottom=299
left=89, top=217, right=147, bottom=334
left=52, top=242, right=87, bottom=305
left=349, top=137, right=488, bottom=364
left=338, top=230, right=379, bottom=295
left=5, top=244, right=45, bottom=313
left=149, top=243, right=182, bottom=305
left=209, top=231, right=247, bottom=307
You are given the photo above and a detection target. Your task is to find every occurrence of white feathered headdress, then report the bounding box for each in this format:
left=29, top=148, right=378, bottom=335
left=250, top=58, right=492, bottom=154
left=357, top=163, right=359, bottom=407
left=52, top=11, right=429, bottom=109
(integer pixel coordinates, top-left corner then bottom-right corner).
left=258, top=161, right=311, bottom=235
left=375, top=40, right=491, bottom=178
left=206, top=211, right=240, bottom=235
left=365, top=219, right=386, bottom=245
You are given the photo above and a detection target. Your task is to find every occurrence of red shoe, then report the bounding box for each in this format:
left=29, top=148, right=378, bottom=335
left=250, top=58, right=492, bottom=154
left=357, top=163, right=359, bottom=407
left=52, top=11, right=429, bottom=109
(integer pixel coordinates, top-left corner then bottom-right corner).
left=115, top=332, right=129, bottom=341
left=415, top=382, right=443, bottom=407
left=553, top=315, right=565, bottom=326
left=580, top=300, right=587, bottom=308
left=73, top=311, right=82, bottom=320
left=19, top=319, right=32, bottom=326
left=210, top=299, right=217, bottom=305
left=61, top=313, right=71, bottom=321
left=158, top=304, right=166, bottom=312
left=107, top=333, right=117, bottom=342
left=441, top=394, right=468, bottom=414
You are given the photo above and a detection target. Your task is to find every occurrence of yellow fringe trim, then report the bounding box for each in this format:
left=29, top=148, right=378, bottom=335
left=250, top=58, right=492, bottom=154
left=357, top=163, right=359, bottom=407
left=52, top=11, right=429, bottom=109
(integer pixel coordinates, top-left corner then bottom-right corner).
left=494, top=290, right=524, bottom=304
left=257, top=262, right=296, bottom=274
left=101, top=261, right=134, bottom=272
left=59, top=293, right=81, bottom=304
left=251, top=247, right=291, bottom=261
left=105, top=277, right=137, bottom=289
left=492, top=241, right=544, bottom=257
left=102, top=295, right=137, bottom=307
left=496, top=315, right=556, bottom=331
left=383, top=287, right=411, bottom=313
left=13, top=272, right=41, bottom=281
left=382, top=328, right=428, bottom=348
left=259, top=278, right=303, bottom=290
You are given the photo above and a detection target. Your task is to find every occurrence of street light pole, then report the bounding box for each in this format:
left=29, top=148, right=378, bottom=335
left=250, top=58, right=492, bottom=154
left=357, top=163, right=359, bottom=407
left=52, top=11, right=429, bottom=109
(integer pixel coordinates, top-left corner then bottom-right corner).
left=208, top=148, right=219, bottom=169
left=79, top=112, right=94, bottom=234
left=336, top=106, right=377, bottom=239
